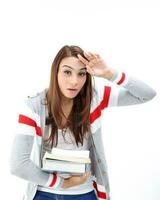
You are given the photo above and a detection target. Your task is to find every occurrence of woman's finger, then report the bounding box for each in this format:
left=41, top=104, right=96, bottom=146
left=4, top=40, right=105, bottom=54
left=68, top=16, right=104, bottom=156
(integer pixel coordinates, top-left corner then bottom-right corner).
left=86, top=52, right=98, bottom=60
left=83, top=51, right=95, bottom=60
left=86, top=65, right=95, bottom=75
left=77, top=54, right=89, bottom=65
left=94, top=53, right=100, bottom=59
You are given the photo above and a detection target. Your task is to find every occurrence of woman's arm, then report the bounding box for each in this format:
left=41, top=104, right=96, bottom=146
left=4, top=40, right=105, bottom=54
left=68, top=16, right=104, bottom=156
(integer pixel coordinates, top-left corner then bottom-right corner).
left=78, top=52, right=156, bottom=107
left=106, top=71, right=156, bottom=106
left=10, top=100, right=64, bottom=189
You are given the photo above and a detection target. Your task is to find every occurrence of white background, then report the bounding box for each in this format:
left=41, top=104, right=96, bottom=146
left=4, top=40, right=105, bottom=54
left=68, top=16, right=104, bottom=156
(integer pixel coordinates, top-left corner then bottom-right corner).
left=0, top=1, right=159, bottom=200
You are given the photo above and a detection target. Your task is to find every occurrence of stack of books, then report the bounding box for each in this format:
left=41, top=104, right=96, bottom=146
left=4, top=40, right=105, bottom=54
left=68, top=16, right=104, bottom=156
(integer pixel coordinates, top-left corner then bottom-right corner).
left=42, top=148, right=91, bottom=177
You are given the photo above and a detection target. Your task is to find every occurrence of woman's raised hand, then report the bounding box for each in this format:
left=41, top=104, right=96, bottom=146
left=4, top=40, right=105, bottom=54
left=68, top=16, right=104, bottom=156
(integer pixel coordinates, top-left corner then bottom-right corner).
left=77, top=52, right=116, bottom=80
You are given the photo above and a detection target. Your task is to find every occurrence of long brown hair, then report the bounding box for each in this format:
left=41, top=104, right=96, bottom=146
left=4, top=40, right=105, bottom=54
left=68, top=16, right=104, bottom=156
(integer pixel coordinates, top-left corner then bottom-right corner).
left=45, top=45, right=95, bottom=148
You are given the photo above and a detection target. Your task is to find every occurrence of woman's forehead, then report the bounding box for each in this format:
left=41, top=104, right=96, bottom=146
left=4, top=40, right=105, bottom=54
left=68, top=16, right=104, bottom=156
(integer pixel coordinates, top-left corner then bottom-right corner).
left=59, top=56, right=85, bottom=70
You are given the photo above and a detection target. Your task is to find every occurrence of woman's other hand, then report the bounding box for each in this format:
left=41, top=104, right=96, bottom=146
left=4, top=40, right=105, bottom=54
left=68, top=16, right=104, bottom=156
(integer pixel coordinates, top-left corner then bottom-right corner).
left=61, top=171, right=91, bottom=189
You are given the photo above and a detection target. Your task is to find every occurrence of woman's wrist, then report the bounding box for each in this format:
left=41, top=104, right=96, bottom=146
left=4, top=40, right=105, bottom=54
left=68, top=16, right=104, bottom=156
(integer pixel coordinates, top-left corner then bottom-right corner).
left=102, top=68, right=118, bottom=80
left=61, top=178, right=70, bottom=189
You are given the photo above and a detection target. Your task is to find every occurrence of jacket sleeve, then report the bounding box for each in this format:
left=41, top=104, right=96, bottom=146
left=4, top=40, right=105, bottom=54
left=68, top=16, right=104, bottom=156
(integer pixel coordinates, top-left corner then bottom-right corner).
left=94, top=71, right=157, bottom=108
left=10, top=99, right=64, bottom=189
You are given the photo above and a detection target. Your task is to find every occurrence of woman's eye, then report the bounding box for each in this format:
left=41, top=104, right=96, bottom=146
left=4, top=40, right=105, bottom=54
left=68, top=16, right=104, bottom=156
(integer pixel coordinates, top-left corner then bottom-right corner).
left=79, top=72, right=86, bottom=77
left=64, top=71, right=71, bottom=75
left=63, top=71, right=86, bottom=77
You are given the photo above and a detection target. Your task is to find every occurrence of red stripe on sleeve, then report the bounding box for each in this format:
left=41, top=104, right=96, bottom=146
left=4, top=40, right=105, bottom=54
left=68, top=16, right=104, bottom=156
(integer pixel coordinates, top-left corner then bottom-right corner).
left=49, top=173, right=57, bottom=187
left=93, top=180, right=107, bottom=199
left=117, top=72, right=125, bottom=85
left=90, top=86, right=111, bottom=124
left=35, top=126, right=42, bottom=137
left=19, top=114, right=36, bottom=127
left=18, top=114, right=42, bottom=136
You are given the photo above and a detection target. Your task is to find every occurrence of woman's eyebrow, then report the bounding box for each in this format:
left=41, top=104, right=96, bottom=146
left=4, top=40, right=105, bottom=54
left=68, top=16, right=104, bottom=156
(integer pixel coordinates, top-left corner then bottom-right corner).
left=62, top=65, right=87, bottom=71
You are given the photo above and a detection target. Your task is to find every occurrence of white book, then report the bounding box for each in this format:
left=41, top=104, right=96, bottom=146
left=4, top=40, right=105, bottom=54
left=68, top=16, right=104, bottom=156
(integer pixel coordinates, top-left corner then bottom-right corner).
left=42, top=148, right=91, bottom=175
left=51, top=148, right=90, bottom=158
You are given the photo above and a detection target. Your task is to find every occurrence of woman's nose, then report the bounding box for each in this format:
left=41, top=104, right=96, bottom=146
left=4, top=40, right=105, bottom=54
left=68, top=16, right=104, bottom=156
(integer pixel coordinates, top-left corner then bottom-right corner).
left=71, top=75, right=79, bottom=86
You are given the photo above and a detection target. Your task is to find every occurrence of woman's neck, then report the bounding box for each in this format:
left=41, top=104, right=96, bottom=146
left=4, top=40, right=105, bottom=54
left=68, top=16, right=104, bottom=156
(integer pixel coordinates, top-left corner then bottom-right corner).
left=61, top=96, right=73, bottom=107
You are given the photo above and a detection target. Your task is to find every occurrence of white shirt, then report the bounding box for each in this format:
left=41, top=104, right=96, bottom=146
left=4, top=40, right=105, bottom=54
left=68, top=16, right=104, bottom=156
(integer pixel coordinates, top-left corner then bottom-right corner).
left=37, top=125, right=94, bottom=194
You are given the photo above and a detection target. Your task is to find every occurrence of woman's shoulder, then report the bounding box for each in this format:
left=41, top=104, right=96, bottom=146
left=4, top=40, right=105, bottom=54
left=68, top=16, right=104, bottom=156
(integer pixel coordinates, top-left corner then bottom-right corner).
left=25, top=88, right=47, bottom=114
left=27, top=88, right=47, bottom=99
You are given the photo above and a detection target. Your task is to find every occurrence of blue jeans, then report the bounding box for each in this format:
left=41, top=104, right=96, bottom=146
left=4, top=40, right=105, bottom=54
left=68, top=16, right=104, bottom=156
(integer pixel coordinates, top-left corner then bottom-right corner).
left=33, top=190, right=98, bottom=200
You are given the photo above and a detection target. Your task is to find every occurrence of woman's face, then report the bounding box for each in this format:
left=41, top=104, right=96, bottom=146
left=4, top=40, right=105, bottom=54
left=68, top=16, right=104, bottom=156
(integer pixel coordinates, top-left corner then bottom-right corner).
left=58, top=56, right=87, bottom=100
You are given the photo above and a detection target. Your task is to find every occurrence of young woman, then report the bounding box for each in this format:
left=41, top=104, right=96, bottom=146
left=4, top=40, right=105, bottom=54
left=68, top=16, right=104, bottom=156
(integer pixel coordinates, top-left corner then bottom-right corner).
left=10, top=45, right=156, bottom=200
